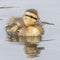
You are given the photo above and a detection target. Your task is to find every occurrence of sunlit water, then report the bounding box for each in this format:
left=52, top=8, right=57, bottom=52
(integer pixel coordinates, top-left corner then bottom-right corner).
left=0, top=0, right=60, bottom=60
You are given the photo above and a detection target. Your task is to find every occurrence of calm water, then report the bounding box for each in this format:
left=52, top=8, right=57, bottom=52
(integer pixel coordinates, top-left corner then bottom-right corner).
left=0, top=0, right=60, bottom=60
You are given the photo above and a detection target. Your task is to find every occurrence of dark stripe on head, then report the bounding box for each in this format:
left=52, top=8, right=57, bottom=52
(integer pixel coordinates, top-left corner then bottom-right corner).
left=25, top=15, right=37, bottom=20
left=26, top=9, right=38, bottom=17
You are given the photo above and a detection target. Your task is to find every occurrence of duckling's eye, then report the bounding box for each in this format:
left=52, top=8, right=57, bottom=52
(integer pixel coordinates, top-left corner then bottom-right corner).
left=29, top=16, right=33, bottom=18
left=25, top=15, right=37, bottom=20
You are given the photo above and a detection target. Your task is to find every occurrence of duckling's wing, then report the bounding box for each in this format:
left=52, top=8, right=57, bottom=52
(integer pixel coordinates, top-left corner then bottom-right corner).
left=7, top=17, right=24, bottom=27
left=6, top=17, right=24, bottom=34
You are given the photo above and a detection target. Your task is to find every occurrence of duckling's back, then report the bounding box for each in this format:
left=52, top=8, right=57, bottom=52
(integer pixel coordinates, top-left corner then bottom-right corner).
left=6, top=17, right=25, bottom=42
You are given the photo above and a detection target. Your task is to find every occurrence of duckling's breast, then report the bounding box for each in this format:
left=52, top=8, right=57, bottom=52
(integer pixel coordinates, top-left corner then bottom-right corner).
left=25, top=26, right=44, bottom=36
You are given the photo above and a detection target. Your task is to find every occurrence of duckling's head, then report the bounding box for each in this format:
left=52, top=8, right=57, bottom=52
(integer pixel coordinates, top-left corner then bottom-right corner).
left=23, top=9, right=39, bottom=26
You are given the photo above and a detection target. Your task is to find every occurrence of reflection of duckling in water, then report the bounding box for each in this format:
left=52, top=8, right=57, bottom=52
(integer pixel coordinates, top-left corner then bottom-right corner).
left=24, top=43, right=44, bottom=58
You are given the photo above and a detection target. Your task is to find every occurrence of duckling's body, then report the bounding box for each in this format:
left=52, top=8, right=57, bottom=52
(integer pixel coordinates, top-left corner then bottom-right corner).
left=6, top=9, right=44, bottom=44
left=6, top=17, right=23, bottom=33
left=6, top=17, right=24, bottom=42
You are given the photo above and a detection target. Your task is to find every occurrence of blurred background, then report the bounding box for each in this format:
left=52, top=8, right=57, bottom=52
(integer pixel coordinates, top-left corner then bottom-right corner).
left=0, top=0, right=60, bottom=60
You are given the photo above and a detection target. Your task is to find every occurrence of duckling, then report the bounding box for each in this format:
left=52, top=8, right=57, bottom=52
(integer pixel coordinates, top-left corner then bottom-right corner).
left=6, top=9, right=44, bottom=43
